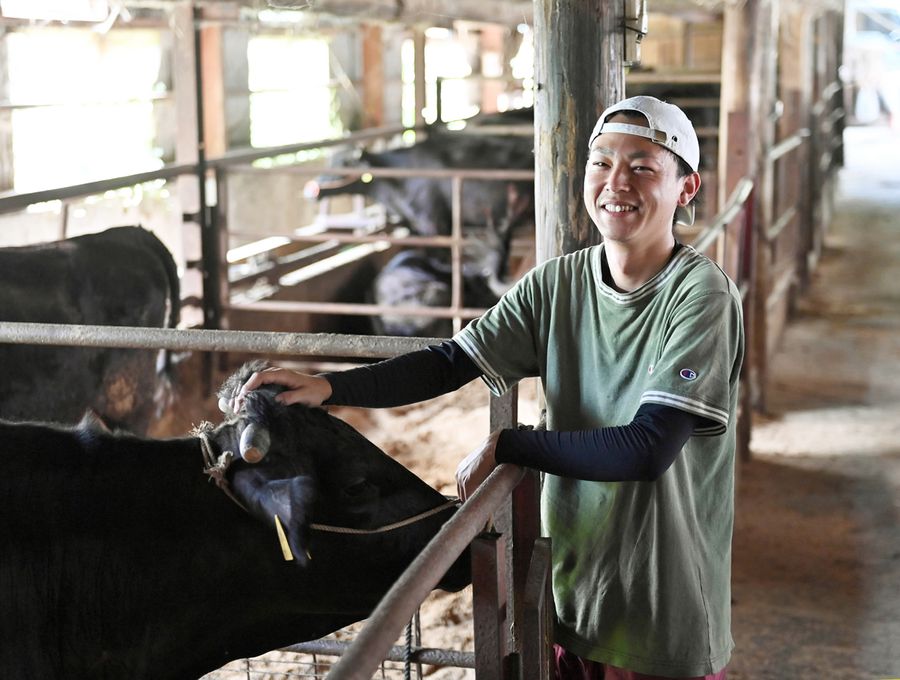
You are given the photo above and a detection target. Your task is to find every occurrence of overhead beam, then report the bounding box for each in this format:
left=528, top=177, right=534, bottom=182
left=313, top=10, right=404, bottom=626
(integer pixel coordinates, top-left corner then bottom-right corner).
left=265, top=0, right=533, bottom=26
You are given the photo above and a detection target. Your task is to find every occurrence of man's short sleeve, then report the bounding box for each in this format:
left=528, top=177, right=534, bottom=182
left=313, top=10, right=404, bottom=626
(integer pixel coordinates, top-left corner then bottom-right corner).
left=640, top=289, right=744, bottom=436
left=453, top=271, right=542, bottom=396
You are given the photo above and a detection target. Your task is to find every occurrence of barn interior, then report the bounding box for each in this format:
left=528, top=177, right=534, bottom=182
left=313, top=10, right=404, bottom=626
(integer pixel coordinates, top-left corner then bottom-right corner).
left=0, top=0, right=899, bottom=678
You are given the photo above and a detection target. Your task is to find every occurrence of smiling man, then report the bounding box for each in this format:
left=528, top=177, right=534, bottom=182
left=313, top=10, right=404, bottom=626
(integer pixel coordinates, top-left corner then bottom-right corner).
left=234, top=96, right=745, bottom=680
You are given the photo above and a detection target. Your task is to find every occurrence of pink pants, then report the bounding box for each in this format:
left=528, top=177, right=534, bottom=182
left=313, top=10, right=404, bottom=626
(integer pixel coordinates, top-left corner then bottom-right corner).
left=553, top=644, right=727, bottom=680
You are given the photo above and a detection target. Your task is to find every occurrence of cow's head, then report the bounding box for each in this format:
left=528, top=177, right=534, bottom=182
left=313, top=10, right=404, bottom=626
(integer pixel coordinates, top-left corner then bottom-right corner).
left=208, top=361, right=465, bottom=589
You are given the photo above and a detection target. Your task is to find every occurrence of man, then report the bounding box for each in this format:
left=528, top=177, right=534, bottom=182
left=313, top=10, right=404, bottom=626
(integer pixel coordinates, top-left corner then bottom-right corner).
left=234, top=96, right=744, bottom=679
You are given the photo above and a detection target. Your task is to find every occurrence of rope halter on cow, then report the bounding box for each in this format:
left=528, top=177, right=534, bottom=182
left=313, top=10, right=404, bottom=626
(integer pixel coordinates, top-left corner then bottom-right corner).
left=194, top=423, right=459, bottom=535
left=196, top=425, right=249, bottom=513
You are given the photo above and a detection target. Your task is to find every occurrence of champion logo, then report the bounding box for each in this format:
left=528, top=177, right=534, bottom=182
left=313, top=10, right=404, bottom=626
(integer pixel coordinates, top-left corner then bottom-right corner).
left=679, top=368, right=698, bottom=381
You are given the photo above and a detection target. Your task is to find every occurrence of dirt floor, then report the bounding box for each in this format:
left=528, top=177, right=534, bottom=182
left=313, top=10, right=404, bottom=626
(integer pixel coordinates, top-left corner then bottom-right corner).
left=196, top=123, right=900, bottom=679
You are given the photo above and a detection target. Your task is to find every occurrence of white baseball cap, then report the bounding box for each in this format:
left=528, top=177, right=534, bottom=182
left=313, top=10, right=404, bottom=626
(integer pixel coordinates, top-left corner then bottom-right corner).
left=588, top=95, right=700, bottom=225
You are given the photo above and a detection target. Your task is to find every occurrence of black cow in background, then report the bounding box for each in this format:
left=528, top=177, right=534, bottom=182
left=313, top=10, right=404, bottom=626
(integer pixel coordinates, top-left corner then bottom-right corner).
left=0, top=226, right=180, bottom=434
left=371, top=221, right=514, bottom=337
left=0, top=360, right=469, bottom=680
left=306, top=122, right=534, bottom=238
left=307, top=109, right=535, bottom=336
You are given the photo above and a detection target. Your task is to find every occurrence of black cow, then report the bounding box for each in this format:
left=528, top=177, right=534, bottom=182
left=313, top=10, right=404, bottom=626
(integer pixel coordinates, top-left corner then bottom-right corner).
left=0, top=226, right=180, bottom=434
left=371, top=223, right=513, bottom=337
left=307, top=131, right=534, bottom=238
left=0, top=361, right=468, bottom=680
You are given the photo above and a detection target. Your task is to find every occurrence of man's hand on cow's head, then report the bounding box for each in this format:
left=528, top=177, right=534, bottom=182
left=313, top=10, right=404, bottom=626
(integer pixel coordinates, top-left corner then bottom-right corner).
left=231, top=367, right=333, bottom=412
left=455, top=430, right=501, bottom=502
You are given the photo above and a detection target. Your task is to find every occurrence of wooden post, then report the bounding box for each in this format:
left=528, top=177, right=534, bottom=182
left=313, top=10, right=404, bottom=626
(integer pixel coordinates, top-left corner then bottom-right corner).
left=472, top=532, right=506, bottom=679
left=479, top=25, right=507, bottom=113
left=172, top=1, right=204, bottom=328
left=0, top=29, right=13, bottom=193
left=200, top=23, right=226, bottom=159
left=521, top=537, right=553, bottom=680
left=413, top=28, right=426, bottom=129
left=362, top=24, right=385, bottom=129
left=533, top=0, right=625, bottom=262
left=752, top=0, right=781, bottom=413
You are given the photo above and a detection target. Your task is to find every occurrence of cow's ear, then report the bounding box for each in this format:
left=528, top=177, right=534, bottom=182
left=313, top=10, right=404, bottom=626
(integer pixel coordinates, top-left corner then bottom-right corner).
left=233, top=473, right=316, bottom=567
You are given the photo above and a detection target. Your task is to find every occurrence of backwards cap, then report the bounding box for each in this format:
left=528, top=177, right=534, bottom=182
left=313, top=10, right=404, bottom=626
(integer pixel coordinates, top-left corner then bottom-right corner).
left=588, top=95, right=700, bottom=226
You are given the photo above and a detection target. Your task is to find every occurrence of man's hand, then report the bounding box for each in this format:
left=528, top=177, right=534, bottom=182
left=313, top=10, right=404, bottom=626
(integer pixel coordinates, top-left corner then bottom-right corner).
left=455, top=430, right=501, bottom=502
left=232, top=367, right=333, bottom=412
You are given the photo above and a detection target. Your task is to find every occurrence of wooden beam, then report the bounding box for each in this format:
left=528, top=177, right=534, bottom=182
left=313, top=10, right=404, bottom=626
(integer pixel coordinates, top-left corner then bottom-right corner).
left=362, top=24, right=385, bottom=129
left=200, top=24, right=227, bottom=159
left=298, top=0, right=533, bottom=26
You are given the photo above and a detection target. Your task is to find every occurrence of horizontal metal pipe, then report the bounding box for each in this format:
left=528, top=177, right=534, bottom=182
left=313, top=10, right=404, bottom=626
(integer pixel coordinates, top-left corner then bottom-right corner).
left=207, top=124, right=416, bottom=169
left=284, top=639, right=475, bottom=669
left=766, top=266, right=796, bottom=311
left=765, top=205, right=797, bottom=242
left=0, top=126, right=418, bottom=215
left=0, top=163, right=197, bottom=215
left=256, top=230, right=504, bottom=249
left=228, top=300, right=488, bottom=320
left=692, top=177, right=754, bottom=254
left=326, top=464, right=526, bottom=680
left=768, top=129, right=809, bottom=162
left=0, top=322, right=440, bottom=359
left=247, top=164, right=536, bottom=181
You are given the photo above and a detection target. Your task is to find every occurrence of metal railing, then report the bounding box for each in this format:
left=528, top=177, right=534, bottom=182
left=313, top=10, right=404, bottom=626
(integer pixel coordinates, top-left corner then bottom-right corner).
left=0, top=322, right=438, bottom=359
left=0, top=319, right=546, bottom=678
left=327, top=464, right=525, bottom=680
left=218, top=162, right=535, bottom=332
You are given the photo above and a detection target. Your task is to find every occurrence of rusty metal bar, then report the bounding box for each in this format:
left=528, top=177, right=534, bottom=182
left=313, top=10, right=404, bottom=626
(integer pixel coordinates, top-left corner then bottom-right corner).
left=326, top=463, right=526, bottom=680
left=0, top=322, right=440, bottom=360
left=283, top=639, right=475, bottom=669
left=472, top=533, right=505, bottom=678
left=508, top=469, right=541, bottom=661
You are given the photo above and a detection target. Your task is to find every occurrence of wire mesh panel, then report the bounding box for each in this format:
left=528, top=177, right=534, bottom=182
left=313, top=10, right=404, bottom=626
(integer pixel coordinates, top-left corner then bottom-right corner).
left=200, top=604, right=475, bottom=680
left=204, top=654, right=416, bottom=680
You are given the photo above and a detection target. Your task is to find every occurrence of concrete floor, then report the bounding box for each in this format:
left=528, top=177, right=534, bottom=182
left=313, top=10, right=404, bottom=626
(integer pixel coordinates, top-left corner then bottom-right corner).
left=728, top=124, right=900, bottom=679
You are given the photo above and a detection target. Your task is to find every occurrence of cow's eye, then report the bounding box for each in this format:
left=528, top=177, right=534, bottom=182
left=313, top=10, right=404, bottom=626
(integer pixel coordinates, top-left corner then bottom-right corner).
left=340, top=479, right=378, bottom=504
left=343, top=480, right=369, bottom=497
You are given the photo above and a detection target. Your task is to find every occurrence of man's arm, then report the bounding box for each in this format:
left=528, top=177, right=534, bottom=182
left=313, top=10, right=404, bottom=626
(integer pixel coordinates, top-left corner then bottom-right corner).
left=495, top=402, right=702, bottom=482
left=322, top=340, right=482, bottom=407
left=237, top=339, right=701, bottom=485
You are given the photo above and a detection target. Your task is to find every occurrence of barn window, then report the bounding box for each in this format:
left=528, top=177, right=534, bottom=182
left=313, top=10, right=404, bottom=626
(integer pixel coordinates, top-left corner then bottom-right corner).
left=5, top=26, right=162, bottom=193
left=247, top=34, right=338, bottom=154
left=0, top=0, right=108, bottom=22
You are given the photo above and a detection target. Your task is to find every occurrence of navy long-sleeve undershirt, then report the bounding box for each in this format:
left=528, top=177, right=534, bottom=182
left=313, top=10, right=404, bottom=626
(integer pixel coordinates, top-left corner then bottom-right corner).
left=322, top=340, right=703, bottom=482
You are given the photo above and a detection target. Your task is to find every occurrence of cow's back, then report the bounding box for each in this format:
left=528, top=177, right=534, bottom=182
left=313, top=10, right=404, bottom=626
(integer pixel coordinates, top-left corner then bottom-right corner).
left=0, top=227, right=180, bottom=432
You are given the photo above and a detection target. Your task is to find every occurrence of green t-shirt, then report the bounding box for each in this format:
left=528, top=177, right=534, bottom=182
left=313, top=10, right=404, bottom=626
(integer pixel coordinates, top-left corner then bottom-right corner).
left=454, top=243, right=744, bottom=676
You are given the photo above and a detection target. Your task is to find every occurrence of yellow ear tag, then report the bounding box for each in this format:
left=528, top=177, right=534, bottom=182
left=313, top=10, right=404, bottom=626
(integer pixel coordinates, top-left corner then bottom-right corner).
left=273, top=514, right=294, bottom=562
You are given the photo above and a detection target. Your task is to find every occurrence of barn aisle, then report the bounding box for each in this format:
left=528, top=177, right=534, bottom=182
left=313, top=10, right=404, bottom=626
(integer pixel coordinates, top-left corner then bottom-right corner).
left=728, top=124, right=900, bottom=679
